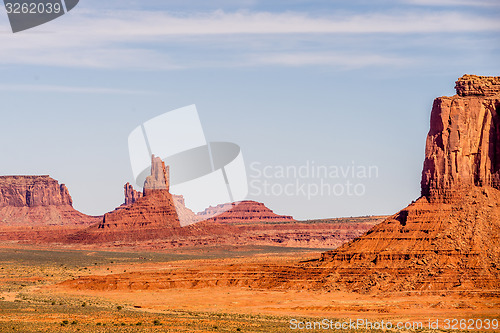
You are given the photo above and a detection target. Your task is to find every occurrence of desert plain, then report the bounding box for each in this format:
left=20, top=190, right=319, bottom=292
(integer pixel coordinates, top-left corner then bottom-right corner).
left=1, top=243, right=498, bottom=333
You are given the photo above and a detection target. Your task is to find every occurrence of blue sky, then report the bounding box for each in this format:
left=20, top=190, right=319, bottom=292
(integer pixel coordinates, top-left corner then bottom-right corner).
left=0, top=0, right=499, bottom=219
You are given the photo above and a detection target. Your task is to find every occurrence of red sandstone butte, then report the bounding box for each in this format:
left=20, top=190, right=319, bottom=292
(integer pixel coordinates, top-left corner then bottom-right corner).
left=97, top=155, right=181, bottom=231
left=317, top=75, right=500, bottom=293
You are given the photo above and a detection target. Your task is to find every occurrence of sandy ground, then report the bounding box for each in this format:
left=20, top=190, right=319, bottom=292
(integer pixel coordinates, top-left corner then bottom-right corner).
left=1, top=246, right=499, bottom=332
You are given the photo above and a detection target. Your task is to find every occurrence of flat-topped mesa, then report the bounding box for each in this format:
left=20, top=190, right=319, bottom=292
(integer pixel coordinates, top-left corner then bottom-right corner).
left=143, top=155, right=169, bottom=196
left=0, top=175, right=99, bottom=227
left=199, top=200, right=295, bottom=223
left=0, top=175, right=73, bottom=207
left=421, top=74, right=500, bottom=202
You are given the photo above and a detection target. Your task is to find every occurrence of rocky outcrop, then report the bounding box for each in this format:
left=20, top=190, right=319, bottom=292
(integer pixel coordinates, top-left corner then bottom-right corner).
left=455, top=74, right=500, bottom=97
left=124, top=182, right=142, bottom=206
left=317, top=75, right=500, bottom=293
left=200, top=200, right=294, bottom=223
left=0, top=176, right=98, bottom=226
left=421, top=75, right=500, bottom=202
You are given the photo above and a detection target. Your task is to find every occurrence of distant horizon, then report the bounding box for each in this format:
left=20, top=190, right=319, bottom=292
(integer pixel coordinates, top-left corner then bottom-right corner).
left=0, top=170, right=393, bottom=220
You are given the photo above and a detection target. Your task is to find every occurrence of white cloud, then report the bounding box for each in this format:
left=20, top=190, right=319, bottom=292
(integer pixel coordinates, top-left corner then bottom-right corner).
left=68, top=10, right=500, bottom=36
left=247, top=52, right=412, bottom=68
left=0, top=10, right=498, bottom=69
left=402, top=0, right=500, bottom=6
left=0, top=84, right=155, bottom=94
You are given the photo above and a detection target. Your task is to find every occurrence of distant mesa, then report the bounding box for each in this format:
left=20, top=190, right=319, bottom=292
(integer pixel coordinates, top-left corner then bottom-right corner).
left=0, top=175, right=98, bottom=226
left=199, top=200, right=294, bottom=224
left=0, top=175, right=72, bottom=208
left=317, top=74, right=500, bottom=292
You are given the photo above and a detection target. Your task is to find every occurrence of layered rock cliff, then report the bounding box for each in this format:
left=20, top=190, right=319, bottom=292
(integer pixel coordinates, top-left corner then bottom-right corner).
left=0, top=175, right=98, bottom=226
left=318, top=75, right=500, bottom=292
left=0, top=176, right=72, bottom=207
left=421, top=74, right=500, bottom=202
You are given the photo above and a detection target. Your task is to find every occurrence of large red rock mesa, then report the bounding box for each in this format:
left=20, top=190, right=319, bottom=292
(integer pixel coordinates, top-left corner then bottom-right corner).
left=0, top=175, right=96, bottom=226
left=319, top=75, right=500, bottom=292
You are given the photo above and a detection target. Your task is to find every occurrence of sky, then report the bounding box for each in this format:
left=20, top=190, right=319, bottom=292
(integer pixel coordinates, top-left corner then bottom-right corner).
left=0, top=0, right=499, bottom=220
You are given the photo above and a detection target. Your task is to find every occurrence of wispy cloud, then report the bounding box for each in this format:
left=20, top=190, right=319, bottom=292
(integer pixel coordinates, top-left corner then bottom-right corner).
left=247, top=52, right=412, bottom=68
left=0, top=9, right=498, bottom=69
left=69, top=10, right=500, bottom=36
left=402, top=0, right=500, bottom=7
left=0, top=84, right=155, bottom=94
